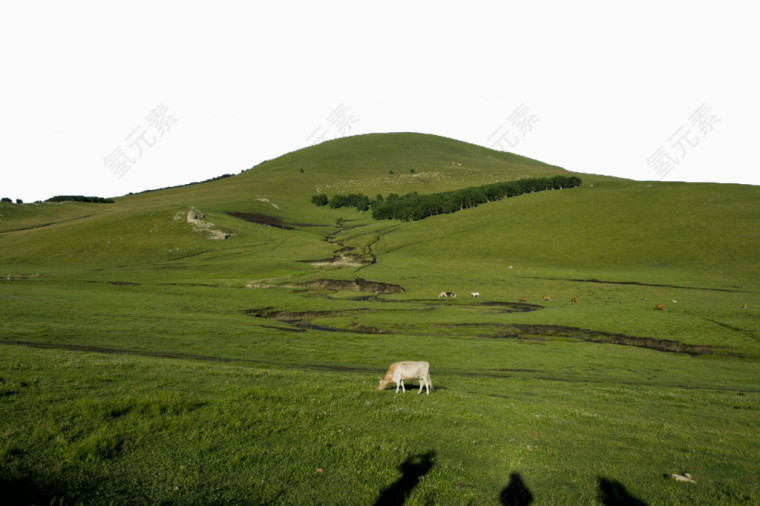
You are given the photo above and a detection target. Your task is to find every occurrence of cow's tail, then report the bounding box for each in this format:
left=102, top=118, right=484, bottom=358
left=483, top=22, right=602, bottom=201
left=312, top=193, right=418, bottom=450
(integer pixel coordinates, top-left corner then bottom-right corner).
left=427, top=371, right=433, bottom=392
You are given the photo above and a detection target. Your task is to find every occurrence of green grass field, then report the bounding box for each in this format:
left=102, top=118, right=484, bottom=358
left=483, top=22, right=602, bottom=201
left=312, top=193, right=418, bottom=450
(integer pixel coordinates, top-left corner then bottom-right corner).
left=1, top=133, right=759, bottom=504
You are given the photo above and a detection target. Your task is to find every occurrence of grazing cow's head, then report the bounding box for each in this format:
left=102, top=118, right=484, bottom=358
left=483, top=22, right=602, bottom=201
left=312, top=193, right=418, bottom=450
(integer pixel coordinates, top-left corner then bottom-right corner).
left=378, top=377, right=388, bottom=390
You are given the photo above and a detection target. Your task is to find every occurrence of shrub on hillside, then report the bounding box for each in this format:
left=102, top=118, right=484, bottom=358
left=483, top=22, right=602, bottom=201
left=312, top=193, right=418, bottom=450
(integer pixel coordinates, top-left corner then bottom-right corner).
left=311, top=194, right=329, bottom=206
left=328, top=193, right=371, bottom=212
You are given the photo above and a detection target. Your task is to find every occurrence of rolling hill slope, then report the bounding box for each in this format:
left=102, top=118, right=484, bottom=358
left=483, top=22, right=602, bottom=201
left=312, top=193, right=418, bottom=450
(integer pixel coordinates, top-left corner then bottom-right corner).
left=2, top=132, right=758, bottom=288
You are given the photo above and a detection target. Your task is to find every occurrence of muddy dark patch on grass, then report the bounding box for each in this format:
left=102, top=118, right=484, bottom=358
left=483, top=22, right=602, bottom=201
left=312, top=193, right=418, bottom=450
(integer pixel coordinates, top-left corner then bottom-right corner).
left=304, top=278, right=405, bottom=294
left=521, top=276, right=752, bottom=293
left=511, top=324, right=715, bottom=355
left=243, top=307, right=392, bottom=334
left=260, top=324, right=307, bottom=333
left=432, top=322, right=719, bottom=355
left=474, top=301, right=542, bottom=312
left=243, top=306, right=723, bottom=355
left=420, top=300, right=542, bottom=312
left=85, top=280, right=142, bottom=286
left=227, top=212, right=293, bottom=230
left=159, top=282, right=221, bottom=288
left=243, top=307, right=337, bottom=321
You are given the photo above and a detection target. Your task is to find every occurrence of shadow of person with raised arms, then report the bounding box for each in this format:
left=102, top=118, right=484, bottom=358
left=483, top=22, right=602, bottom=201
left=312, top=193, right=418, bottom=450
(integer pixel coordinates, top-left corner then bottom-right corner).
left=598, top=477, right=648, bottom=506
left=374, top=451, right=435, bottom=506
left=500, top=472, right=534, bottom=505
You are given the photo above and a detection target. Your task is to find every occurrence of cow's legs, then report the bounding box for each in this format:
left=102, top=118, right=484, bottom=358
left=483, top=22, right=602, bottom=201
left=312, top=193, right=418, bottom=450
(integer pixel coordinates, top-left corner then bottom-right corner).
left=418, top=378, right=424, bottom=394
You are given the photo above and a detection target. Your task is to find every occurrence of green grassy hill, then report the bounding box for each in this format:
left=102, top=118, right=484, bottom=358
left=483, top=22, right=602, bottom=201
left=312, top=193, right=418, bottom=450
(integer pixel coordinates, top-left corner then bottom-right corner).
left=1, top=133, right=759, bottom=504
left=4, top=133, right=756, bottom=281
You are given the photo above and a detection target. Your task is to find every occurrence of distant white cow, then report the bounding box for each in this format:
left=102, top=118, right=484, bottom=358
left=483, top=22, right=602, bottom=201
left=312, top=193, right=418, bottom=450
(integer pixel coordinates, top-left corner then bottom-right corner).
left=378, top=361, right=432, bottom=394
left=471, top=292, right=480, bottom=298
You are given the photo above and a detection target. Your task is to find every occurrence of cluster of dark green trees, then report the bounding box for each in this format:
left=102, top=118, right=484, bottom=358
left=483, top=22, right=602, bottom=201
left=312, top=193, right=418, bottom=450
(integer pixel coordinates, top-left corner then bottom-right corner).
left=311, top=175, right=581, bottom=221
left=46, top=195, right=115, bottom=203
left=311, top=193, right=372, bottom=212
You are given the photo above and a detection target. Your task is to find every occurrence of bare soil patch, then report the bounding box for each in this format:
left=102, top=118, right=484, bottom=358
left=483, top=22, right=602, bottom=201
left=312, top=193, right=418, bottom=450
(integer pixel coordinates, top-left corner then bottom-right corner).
left=85, top=280, right=141, bottom=286
left=226, top=212, right=293, bottom=230
left=304, top=278, right=405, bottom=294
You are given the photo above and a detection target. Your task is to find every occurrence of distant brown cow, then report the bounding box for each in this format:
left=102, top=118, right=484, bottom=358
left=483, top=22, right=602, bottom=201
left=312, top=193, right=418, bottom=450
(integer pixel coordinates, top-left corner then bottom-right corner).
left=518, top=297, right=527, bottom=303
left=654, top=304, right=665, bottom=310
left=542, top=295, right=551, bottom=302
left=570, top=297, right=578, bottom=304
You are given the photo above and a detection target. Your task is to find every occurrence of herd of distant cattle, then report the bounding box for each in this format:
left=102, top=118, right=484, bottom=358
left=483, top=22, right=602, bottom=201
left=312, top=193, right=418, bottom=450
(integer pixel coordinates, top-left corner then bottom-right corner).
left=435, top=291, right=699, bottom=310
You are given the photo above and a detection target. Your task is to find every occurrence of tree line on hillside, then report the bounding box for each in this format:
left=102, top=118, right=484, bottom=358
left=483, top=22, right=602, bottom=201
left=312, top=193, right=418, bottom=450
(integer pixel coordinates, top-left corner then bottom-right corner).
left=46, top=195, right=115, bottom=203
left=311, top=193, right=371, bottom=211
left=311, top=175, right=582, bottom=221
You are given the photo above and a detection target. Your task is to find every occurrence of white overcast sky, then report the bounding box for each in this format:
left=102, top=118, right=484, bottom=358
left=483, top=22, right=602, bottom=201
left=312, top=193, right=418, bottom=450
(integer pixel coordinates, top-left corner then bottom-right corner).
left=1, top=1, right=758, bottom=203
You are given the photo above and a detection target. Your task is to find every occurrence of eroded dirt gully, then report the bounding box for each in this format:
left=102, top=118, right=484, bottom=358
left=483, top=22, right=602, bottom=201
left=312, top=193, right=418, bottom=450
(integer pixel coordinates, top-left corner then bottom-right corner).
left=314, top=219, right=377, bottom=269
left=304, top=278, right=404, bottom=294
left=242, top=298, right=718, bottom=356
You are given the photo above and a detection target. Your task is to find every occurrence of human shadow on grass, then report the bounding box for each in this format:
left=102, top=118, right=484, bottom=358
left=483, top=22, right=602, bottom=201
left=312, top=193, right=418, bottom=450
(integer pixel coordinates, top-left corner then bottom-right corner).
left=598, top=477, right=648, bottom=506
left=500, top=472, right=533, bottom=505
left=374, top=451, right=435, bottom=506
left=0, top=474, right=86, bottom=506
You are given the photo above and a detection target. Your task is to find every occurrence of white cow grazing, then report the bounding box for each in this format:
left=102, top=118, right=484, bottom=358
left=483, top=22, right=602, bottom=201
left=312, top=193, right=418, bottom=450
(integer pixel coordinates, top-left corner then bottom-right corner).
left=471, top=292, right=479, bottom=297
left=378, top=361, right=432, bottom=394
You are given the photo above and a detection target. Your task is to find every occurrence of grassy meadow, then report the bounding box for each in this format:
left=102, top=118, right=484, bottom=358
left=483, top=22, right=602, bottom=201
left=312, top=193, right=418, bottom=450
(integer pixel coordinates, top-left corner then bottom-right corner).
left=1, top=133, right=759, bottom=504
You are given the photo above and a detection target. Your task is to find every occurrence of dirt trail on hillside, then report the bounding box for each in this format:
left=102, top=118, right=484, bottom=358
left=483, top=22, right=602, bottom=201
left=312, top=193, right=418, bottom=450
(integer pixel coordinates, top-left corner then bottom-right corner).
left=176, top=207, right=233, bottom=240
